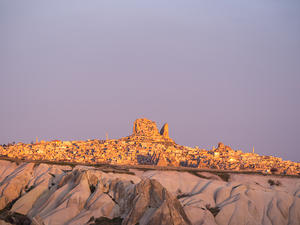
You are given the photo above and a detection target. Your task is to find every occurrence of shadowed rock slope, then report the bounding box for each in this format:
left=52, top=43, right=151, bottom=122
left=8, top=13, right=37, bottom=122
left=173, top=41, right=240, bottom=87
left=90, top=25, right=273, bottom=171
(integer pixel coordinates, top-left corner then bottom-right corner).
left=0, top=160, right=299, bottom=225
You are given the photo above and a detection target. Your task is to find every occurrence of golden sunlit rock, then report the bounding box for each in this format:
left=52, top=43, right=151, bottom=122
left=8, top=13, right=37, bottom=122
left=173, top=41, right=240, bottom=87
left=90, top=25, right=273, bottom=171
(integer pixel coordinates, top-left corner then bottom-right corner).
left=160, top=123, right=169, bottom=138
left=0, top=118, right=299, bottom=176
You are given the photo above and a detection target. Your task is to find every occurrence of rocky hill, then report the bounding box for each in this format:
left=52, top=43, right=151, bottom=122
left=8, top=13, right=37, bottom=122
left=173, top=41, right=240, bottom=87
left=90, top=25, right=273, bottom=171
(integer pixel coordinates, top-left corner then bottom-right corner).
left=0, top=160, right=299, bottom=225
left=0, top=118, right=299, bottom=175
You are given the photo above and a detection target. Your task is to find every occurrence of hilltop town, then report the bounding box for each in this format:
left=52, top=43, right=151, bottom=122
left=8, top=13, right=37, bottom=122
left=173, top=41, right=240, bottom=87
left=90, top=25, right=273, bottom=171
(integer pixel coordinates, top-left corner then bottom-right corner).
left=0, top=118, right=299, bottom=175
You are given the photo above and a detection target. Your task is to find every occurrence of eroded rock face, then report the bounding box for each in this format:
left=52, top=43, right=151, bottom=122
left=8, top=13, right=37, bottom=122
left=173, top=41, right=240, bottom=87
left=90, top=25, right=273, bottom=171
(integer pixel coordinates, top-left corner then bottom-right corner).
left=0, top=163, right=34, bottom=210
left=132, top=118, right=161, bottom=137
left=131, top=118, right=174, bottom=144
left=0, top=161, right=299, bottom=225
left=123, top=179, right=191, bottom=225
left=160, top=123, right=169, bottom=138
left=29, top=169, right=92, bottom=225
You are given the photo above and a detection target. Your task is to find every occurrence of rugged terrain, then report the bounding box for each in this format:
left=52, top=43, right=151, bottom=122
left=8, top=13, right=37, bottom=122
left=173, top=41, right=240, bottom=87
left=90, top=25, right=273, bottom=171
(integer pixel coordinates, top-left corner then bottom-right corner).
left=0, top=118, right=299, bottom=175
left=0, top=160, right=299, bottom=225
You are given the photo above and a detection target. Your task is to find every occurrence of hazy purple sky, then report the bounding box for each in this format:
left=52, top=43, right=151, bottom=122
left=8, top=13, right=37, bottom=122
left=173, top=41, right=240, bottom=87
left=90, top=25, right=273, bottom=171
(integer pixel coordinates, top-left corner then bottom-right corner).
left=1, top=1, right=300, bottom=161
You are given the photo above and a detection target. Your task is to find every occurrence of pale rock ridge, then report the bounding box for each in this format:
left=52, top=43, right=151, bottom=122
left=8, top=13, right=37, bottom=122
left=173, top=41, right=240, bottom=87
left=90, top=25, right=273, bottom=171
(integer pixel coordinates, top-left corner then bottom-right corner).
left=29, top=169, right=92, bottom=225
left=0, top=161, right=299, bottom=225
left=0, top=162, right=34, bottom=210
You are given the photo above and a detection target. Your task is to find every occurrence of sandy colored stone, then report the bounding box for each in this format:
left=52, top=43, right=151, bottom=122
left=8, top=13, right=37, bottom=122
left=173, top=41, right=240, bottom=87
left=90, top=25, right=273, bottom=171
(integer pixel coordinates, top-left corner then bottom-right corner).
left=132, top=118, right=161, bottom=137
left=160, top=123, right=169, bottom=138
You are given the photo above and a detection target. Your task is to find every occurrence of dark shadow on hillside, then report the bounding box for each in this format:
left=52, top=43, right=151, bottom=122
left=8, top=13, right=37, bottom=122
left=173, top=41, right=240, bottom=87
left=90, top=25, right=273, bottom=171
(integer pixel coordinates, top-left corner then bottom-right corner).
left=136, top=153, right=159, bottom=165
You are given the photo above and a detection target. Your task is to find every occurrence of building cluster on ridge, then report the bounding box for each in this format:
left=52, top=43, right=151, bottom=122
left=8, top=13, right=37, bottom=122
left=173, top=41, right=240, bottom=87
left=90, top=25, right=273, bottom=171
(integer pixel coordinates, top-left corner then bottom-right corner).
left=0, top=118, right=299, bottom=175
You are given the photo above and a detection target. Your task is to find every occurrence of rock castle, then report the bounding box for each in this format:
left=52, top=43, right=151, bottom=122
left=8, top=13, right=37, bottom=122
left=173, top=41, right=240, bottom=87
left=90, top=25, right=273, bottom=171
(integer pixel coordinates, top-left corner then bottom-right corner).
left=0, top=118, right=299, bottom=175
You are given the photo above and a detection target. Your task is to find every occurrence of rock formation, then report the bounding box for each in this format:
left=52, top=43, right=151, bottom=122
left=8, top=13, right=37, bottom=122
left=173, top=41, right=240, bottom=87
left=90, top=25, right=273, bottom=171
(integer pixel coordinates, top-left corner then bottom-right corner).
left=160, top=123, right=169, bottom=138
left=130, top=118, right=174, bottom=143
left=123, top=179, right=191, bottom=225
left=0, top=160, right=299, bottom=225
left=217, top=142, right=225, bottom=150
left=132, top=118, right=161, bottom=137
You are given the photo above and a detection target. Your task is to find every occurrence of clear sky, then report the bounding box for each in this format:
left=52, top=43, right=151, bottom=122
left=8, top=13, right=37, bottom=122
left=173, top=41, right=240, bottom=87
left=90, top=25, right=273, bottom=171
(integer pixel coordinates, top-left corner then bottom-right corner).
left=1, top=0, right=300, bottom=161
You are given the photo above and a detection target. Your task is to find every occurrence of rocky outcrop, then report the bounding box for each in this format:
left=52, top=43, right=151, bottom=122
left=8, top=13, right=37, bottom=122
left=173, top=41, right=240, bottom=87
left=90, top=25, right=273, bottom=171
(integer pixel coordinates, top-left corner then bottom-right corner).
left=130, top=118, right=174, bottom=143
left=216, top=142, right=232, bottom=152
left=132, top=118, right=161, bottom=137
left=123, top=179, right=191, bottom=225
left=160, top=123, right=169, bottom=138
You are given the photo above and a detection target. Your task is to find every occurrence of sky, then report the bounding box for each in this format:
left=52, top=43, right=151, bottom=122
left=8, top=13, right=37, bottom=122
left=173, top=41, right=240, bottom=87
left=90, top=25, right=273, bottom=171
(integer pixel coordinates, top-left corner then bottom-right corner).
left=1, top=0, right=300, bottom=161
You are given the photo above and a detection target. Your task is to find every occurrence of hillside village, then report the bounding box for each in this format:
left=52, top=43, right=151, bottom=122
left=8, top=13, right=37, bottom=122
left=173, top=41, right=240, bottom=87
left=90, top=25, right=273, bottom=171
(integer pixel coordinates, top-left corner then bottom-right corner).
left=0, top=118, right=299, bottom=175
